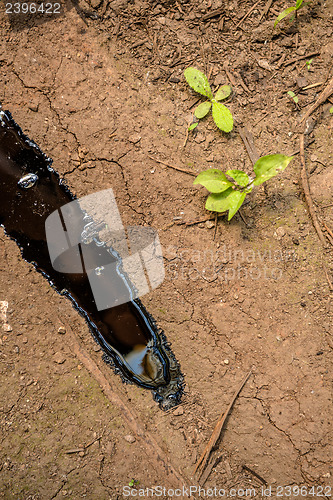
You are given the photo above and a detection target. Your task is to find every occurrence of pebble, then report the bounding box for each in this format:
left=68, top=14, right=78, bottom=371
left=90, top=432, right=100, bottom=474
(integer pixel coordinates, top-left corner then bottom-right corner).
left=223, top=359, right=229, bottom=365
left=124, top=435, right=136, bottom=443
left=274, top=226, right=286, bottom=240
left=173, top=406, right=184, bottom=416
left=128, top=134, right=141, bottom=144
left=205, top=220, right=215, bottom=229
left=58, top=326, right=66, bottom=334
left=53, top=353, right=66, bottom=364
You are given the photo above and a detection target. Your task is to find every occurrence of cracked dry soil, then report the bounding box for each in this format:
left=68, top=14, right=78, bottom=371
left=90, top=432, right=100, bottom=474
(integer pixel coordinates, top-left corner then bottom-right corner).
left=0, top=0, right=333, bottom=498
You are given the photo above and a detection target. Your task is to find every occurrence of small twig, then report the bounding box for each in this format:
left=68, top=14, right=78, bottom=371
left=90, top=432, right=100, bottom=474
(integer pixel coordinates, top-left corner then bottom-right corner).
left=289, top=137, right=315, bottom=156
left=299, top=134, right=326, bottom=246
left=300, top=76, right=333, bottom=125
left=183, top=125, right=190, bottom=148
left=147, top=155, right=196, bottom=176
left=258, top=0, right=273, bottom=22
left=283, top=51, right=320, bottom=68
left=235, top=1, right=261, bottom=29
left=202, top=6, right=224, bottom=21
left=213, top=212, right=218, bottom=240
left=178, top=215, right=224, bottom=227
left=194, top=371, right=252, bottom=481
left=323, top=264, right=333, bottom=291
left=239, top=127, right=259, bottom=165
left=323, top=223, right=333, bottom=246
left=242, top=465, right=268, bottom=485
left=238, top=208, right=248, bottom=226
left=302, top=82, right=324, bottom=91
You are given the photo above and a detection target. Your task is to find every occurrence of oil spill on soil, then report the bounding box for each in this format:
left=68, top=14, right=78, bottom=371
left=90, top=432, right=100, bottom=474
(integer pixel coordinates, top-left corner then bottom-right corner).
left=0, top=106, right=184, bottom=409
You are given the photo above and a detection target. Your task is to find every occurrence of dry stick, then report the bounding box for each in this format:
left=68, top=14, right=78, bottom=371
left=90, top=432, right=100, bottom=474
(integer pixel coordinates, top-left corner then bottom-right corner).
left=242, top=465, right=268, bottom=486
left=235, top=0, right=261, bottom=29
left=323, top=222, right=333, bottom=246
left=239, top=127, right=259, bottom=165
left=194, top=371, right=252, bottom=481
left=283, top=51, right=320, bottom=68
left=299, top=134, right=326, bottom=246
left=324, top=266, right=333, bottom=291
left=300, top=75, right=333, bottom=125
left=178, top=215, right=223, bottom=227
left=302, top=82, right=324, bottom=91
left=258, top=0, right=273, bottom=22
left=64, top=322, right=191, bottom=491
left=147, top=155, right=196, bottom=176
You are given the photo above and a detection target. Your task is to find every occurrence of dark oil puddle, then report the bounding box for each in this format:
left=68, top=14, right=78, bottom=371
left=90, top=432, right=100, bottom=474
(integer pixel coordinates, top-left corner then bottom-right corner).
left=0, top=106, right=184, bottom=409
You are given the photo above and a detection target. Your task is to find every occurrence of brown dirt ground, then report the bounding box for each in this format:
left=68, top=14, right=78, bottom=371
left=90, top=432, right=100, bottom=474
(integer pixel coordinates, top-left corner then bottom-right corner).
left=0, top=0, right=333, bottom=498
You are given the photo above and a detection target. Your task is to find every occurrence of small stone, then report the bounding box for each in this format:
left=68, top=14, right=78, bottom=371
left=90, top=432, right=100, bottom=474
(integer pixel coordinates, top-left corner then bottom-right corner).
left=169, top=76, right=180, bottom=83
left=28, top=102, right=39, bottom=112
left=205, top=220, right=215, bottom=229
left=223, top=359, right=229, bottom=365
left=128, top=134, right=141, bottom=144
left=3, top=324, right=12, bottom=332
left=78, top=451, right=85, bottom=457
left=310, top=154, right=318, bottom=162
left=53, top=353, right=66, bottom=364
left=124, top=435, right=136, bottom=443
left=296, top=76, right=307, bottom=88
left=274, top=226, right=286, bottom=240
left=22, top=337, right=28, bottom=344
left=58, top=326, right=66, bottom=334
left=173, top=406, right=184, bottom=416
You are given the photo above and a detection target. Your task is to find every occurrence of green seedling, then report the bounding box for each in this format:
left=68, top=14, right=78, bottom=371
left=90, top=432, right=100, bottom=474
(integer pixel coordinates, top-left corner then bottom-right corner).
left=306, top=58, right=313, bottom=70
left=184, top=67, right=233, bottom=133
left=274, top=0, right=309, bottom=27
left=193, top=154, right=294, bottom=221
left=129, top=479, right=139, bottom=487
left=287, top=90, right=299, bottom=104
left=329, top=106, right=333, bottom=114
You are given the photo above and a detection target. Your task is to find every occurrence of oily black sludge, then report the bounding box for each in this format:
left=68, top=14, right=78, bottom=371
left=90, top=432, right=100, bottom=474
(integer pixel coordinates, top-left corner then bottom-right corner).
left=0, top=106, right=184, bottom=409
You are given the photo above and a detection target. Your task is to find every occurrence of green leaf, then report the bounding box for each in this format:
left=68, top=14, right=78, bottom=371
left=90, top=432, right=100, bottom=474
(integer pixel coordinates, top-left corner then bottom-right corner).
left=188, top=122, right=198, bottom=131
left=205, top=188, right=246, bottom=220
left=225, top=169, right=249, bottom=187
left=214, top=85, right=232, bottom=101
left=329, top=106, right=333, bottom=114
left=205, top=187, right=234, bottom=212
left=193, top=169, right=233, bottom=193
left=194, top=101, right=212, bottom=119
left=227, top=191, right=247, bottom=220
left=287, top=90, right=298, bottom=103
left=274, top=6, right=296, bottom=27
left=211, top=102, right=233, bottom=133
left=184, top=67, right=213, bottom=99
left=295, top=0, right=304, bottom=9
left=253, top=154, right=294, bottom=186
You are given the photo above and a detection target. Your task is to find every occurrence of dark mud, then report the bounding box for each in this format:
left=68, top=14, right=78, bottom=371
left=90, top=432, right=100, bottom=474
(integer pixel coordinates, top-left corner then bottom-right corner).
left=0, top=106, right=183, bottom=409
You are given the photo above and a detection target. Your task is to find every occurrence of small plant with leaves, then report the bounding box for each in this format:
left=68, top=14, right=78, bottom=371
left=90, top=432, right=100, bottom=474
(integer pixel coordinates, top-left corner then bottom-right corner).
left=274, top=0, right=309, bottom=27
left=184, top=67, right=233, bottom=133
left=287, top=90, right=299, bottom=108
left=129, top=479, right=139, bottom=487
left=193, top=154, right=294, bottom=221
